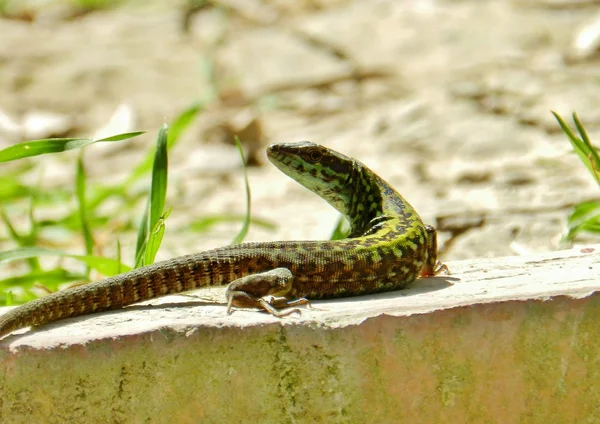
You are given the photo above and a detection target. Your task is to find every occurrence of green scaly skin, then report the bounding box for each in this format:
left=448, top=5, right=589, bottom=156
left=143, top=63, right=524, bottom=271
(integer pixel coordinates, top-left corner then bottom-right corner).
left=0, top=141, right=445, bottom=338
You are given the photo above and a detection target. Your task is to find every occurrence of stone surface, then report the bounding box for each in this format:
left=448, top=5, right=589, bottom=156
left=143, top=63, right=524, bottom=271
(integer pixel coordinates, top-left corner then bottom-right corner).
left=0, top=0, right=599, bottom=263
left=0, top=246, right=598, bottom=423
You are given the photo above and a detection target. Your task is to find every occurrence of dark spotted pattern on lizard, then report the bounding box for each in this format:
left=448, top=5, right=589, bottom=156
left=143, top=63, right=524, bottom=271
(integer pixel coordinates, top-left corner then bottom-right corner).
left=0, top=141, right=446, bottom=338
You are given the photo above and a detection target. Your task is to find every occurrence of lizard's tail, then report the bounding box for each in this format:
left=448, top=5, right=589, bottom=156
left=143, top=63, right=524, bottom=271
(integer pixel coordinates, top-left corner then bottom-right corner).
left=0, top=250, right=247, bottom=338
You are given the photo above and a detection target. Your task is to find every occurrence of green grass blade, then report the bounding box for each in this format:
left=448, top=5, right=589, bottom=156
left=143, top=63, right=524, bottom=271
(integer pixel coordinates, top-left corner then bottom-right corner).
left=27, top=178, right=41, bottom=236
left=0, top=208, right=40, bottom=271
left=330, top=216, right=351, bottom=240
left=56, top=183, right=140, bottom=232
left=231, top=136, right=251, bottom=245
left=168, top=103, right=203, bottom=149
left=0, top=209, right=24, bottom=244
left=83, top=183, right=128, bottom=215
left=0, top=247, right=131, bottom=276
left=26, top=196, right=41, bottom=271
left=573, top=112, right=592, bottom=146
left=552, top=111, right=580, bottom=145
left=0, top=269, right=86, bottom=290
left=566, top=200, right=600, bottom=226
left=563, top=200, right=600, bottom=241
left=134, top=201, right=150, bottom=267
left=128, top=104, right=201, bottom=184
left=5, top=291, right=13, bottom=306
left=115, top=239, right=123, bottom=275
left=76, top=153, right=94, bottom=276
left=188, top=215, right=276, bottom=233
left=580, top=220, right=600, bottom=233
left=0, top=177, right=33, bottom=202
left=572, top=113, right=600, bottom=184
left=94, top=131, right=145, bottom=142
left=567, top=216, right=600, bottom=240
left=0, top=132, right=144, bottom=163
left=149, top=125, right=168, bottom=237
left=134, top=125, right=169, bottom=268
left=553, top=111, right=600, bottom=185
left=0, top=138, right=83, bottom=162
left=144, top=207, right=172, bottom=266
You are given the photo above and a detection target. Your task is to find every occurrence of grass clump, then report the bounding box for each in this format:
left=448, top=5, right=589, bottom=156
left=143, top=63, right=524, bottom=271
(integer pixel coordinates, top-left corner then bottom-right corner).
left=552, top=111, right=600, bottom=241
left=0, top=104, right=266, bottom=306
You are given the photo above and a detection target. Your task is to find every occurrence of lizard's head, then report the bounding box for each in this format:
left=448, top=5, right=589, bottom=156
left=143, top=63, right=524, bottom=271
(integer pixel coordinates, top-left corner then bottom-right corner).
left=267, top=142, right=356, bottom=215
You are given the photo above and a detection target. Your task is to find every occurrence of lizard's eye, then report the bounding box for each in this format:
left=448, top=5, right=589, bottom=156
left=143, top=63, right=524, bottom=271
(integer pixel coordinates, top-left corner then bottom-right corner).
left=307, top=148, right=323, bottom=163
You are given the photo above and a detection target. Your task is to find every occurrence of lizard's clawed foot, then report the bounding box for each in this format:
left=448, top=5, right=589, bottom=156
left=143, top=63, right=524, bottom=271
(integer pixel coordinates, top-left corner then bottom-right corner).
left=225, top=268, right=308, bottom=317
left=227, top=293, right=310, bottom=317
left=420, top=260, right=450, bottom=277
left=433, top=261, right=450, bottom=276
left=262, top=296, right=311, bottom=316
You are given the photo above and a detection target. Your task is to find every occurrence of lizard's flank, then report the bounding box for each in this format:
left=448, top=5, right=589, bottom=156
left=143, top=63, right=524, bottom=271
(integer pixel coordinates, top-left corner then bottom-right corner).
left=0, top=141, right=446, bottom=338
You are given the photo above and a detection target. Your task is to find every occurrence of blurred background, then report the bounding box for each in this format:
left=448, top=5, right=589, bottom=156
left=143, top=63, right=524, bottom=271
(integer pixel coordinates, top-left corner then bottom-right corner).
left=1, top=0, right=599, bottom=271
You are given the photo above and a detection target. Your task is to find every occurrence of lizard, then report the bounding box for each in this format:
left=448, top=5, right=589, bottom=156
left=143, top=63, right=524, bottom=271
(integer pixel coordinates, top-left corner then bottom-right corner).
left=0, top=141, right=446, bottom=338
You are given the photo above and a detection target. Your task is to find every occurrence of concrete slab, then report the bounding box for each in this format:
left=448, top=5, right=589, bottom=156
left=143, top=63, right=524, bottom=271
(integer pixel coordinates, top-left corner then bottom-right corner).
left=1, top=246, right=599, bottom=423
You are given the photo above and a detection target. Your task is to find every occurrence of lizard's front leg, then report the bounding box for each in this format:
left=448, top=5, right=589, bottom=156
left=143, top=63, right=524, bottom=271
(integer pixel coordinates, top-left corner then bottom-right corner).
left=225, top=268, right=309, bottom=317
left=420, top=225, right=449, bottom=277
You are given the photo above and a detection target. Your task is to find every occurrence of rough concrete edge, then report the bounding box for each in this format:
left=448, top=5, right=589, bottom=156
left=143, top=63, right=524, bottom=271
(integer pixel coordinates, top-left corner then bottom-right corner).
left=0, top=244, right=598, bottom=352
